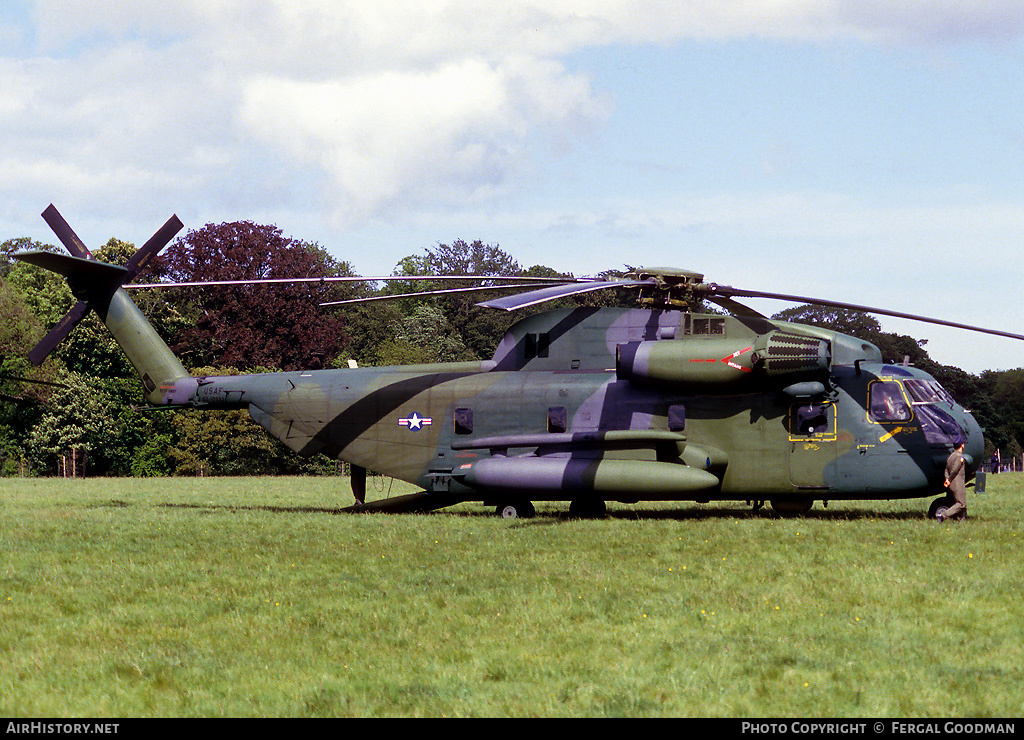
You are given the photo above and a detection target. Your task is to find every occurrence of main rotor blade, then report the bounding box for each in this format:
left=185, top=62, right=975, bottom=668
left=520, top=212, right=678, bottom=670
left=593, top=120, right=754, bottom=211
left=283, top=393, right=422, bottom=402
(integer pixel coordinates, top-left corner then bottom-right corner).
left=125, top=274, right=569, bottom=289
left=321, top=283, right=554, bottom=307
left=703, top=293, right=769, bottom=320
left=477, top=279, right=653, bottom=311
left=705, top=284, right=1024, bottom=341
left=27, top=301, right=89, bottom=366
left=41, top=204, right=92, bottom=259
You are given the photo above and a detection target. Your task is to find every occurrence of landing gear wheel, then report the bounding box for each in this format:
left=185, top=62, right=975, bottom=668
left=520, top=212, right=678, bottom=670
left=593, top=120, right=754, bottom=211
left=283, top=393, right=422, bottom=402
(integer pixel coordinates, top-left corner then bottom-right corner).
left=770, top=497, right=814, bottom=516
left=496, top=500, right=535, bottom=519
left=928, top=496, right=954, bottom=521
left=568, top=499, right=607, bottom=519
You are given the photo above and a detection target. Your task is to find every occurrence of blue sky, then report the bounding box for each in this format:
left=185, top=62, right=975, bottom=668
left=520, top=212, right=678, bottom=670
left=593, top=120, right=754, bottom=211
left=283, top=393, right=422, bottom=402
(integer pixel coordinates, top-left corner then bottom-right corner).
left=3, top=2, right=1024, bottom=374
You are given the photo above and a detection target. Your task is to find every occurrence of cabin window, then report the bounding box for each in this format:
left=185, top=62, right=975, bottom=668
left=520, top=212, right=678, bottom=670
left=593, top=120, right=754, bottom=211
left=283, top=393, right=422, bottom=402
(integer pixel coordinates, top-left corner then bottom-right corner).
left=691, top=317, right=725, bottom=336
left=868, top=381, right=912, bottom=423
left=796, top=405, right=829, bottom=435
left=789, top=403, right=836, bottom=440
left=668, top=404, right=686, bottom=432
left=547, top=406, right=567, bottom=433
left=454, top=407, right=474, bottom=435
left=524, top=332, right=550, bottom=359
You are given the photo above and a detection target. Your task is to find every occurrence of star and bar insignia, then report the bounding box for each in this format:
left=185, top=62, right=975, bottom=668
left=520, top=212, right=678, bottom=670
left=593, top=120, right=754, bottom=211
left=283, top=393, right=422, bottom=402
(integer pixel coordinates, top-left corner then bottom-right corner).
left=398, top=412, right=432, bottom=431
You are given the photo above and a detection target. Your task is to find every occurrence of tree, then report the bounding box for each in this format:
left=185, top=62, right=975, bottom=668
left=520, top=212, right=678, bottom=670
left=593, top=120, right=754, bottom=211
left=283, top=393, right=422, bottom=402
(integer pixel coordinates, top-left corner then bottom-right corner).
left=2, top=237, right=186, bottom=382
left=389, top=239, right=572, bottom=360
left=333, top=301, right=406, bottom=367
left=772, top=304, right=883, bottom=339
left=1, top=237, right=57, bottom=276
left=2, top=240, right=72, bottom=329
left=154, top=222, right=358, bottom=371
left=0, top=269, right=65, bottom=474
left=24, top=371, right=123, bottom=475
left=375, top=304, right=473, bottom=365
left=983, top=369, right=1024, bottom=456
left=169, top=407, right=278, bottom=476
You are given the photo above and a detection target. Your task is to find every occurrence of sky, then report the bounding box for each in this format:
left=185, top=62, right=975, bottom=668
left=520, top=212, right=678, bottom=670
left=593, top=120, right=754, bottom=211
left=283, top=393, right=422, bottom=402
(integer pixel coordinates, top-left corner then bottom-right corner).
left=3, top=1, right=1024, bottom=374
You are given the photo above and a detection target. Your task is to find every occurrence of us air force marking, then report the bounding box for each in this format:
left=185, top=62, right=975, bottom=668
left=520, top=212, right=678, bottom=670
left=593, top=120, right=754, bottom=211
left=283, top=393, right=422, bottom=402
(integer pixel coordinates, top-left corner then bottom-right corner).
left=398, top=412, right=432, bottom=431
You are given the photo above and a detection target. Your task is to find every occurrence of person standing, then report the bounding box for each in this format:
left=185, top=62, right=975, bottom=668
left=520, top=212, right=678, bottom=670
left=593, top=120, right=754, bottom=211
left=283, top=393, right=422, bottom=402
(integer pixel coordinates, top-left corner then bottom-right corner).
left=939, top=440, right=968, bottom=522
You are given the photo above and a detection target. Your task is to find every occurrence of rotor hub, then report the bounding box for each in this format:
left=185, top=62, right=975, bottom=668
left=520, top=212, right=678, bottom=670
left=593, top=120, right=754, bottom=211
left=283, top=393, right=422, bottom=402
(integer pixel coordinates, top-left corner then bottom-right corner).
left=626, top=268, right=708, bottom=308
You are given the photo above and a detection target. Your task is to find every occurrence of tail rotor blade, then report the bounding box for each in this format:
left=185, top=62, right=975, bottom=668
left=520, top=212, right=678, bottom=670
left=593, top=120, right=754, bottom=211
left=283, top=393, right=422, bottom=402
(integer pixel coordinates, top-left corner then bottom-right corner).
left=27, top=301, right=89, bottom=366
left=24, top=207, right=186, bottom=367
left=125, top=214, right=184, bottom=278
left=41, top=204, right=93, bottom=259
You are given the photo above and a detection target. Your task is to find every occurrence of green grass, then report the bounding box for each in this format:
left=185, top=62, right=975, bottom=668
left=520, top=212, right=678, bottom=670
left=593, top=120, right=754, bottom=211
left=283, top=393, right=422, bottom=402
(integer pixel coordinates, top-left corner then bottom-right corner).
left=1, top=474, right=1022, bottom=717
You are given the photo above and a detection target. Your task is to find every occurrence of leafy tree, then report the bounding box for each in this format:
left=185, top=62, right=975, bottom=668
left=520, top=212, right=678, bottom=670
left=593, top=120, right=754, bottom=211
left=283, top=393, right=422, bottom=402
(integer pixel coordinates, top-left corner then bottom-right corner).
left=0, top=274, right=62, bottom=474
left=390, top=239, right=572, bottom=360
left=395, top=239, right=521, bottom=279
left=0, top=278, right=48, bottom=381
left=128, top=418, right=177, bottom=477
left=981, top=369, right=1024, bottom=456
left=154, top=222, right=358, bottom=371
left=169, top=407, right=278, bottom=476
left=1, top=237, right=57, bottom=276
left=24, top=370, right=124, bottom=475
left=2, top=241, right=72, bottom=329
left=375, top=304, right=473, bottom=365
left=333, top=302, right=406, bottom=367
left=19, top=369, right=174, bottom=477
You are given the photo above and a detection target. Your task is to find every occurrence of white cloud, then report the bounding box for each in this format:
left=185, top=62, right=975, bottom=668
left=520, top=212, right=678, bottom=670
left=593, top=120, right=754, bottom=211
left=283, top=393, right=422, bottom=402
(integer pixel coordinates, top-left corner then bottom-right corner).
left=8, top=1, right=1024, bottom=231
left=27, top=1, right=1024, bottom=58
left=837, top=1, right=1024, bottom=44
left=239, top=56, right=608, bottom=224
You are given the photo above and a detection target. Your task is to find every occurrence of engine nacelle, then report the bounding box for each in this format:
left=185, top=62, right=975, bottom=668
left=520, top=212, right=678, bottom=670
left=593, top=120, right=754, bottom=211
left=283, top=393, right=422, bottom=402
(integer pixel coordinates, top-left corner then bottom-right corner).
left=616, top=338, right=758, bottom=384
left=616, top=331, right=830, bottom=385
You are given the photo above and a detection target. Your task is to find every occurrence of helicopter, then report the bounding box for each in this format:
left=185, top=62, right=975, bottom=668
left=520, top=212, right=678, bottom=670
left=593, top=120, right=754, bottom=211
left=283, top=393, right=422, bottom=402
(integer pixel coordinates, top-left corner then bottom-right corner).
left=15, top=205, right=1024, bottom=519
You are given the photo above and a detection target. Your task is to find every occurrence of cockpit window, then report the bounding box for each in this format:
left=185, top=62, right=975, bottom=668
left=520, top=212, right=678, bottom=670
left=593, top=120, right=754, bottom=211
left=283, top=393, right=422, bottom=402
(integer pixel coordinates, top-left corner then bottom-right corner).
left=905, top=379, right=955, bottom=406
left=904, top=379, right=965, bottom=444
left=868, top=380, right=912, bottom=423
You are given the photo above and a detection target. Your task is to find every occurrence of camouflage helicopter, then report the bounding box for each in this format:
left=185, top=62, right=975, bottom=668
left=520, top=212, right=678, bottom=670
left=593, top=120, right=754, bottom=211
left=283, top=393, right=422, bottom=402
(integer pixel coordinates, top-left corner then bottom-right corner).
left=15, top=206, right=1024, bottom=518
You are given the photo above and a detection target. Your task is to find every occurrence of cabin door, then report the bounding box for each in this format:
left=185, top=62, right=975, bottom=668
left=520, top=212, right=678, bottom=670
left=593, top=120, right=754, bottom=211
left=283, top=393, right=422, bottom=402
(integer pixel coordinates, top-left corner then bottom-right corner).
left=788, top=402, right=837, bottom=489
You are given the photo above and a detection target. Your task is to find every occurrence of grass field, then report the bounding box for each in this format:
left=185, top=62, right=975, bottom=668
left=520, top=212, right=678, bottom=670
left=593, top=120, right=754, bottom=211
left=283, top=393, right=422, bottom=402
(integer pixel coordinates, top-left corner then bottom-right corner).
left=1, top=473, right=1022, bottom=718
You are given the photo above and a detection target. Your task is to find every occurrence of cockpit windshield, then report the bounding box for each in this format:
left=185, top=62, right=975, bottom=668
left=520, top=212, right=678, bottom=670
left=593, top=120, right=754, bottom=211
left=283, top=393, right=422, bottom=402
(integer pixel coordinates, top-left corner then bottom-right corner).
left=903, top=379, right=965, bottom=445
left=904, top=379, right=956, bottom=406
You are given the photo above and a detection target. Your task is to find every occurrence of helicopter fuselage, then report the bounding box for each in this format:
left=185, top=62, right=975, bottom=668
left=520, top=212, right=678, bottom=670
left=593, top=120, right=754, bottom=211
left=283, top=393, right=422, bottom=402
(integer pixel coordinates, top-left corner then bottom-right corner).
left=15, top=208, right=995, bottom=517
left=158, top=307, right=982, bottom=511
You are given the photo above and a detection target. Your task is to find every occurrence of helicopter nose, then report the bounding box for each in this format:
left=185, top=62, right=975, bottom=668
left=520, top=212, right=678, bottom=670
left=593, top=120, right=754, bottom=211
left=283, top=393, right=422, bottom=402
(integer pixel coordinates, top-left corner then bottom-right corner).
left=964, top=412, right=984, bottom=472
